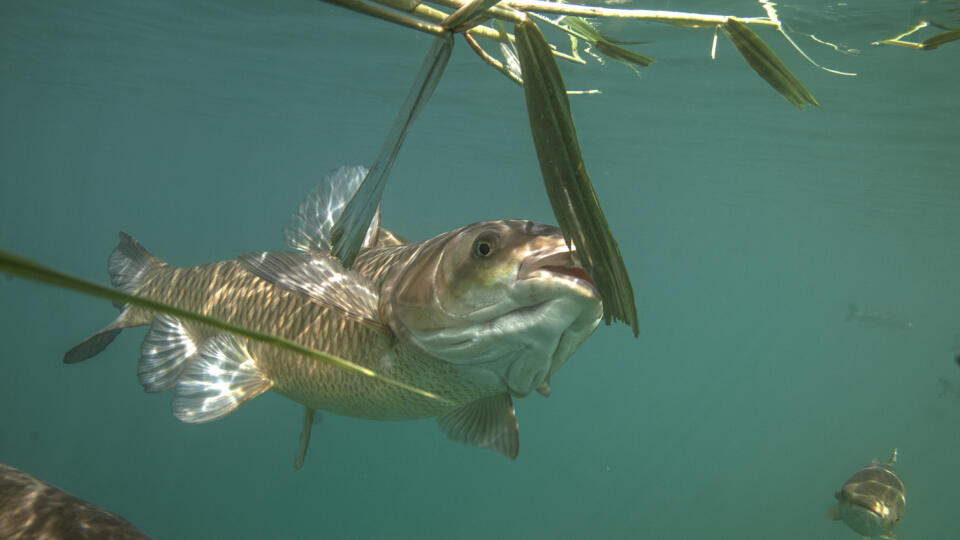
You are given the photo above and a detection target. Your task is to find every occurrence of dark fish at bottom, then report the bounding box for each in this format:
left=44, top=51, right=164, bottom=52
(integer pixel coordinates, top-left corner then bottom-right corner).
left=0, top=463, right=150, bottom=540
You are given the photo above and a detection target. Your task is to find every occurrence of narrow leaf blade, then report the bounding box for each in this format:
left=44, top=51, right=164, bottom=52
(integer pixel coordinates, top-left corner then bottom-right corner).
left=332, top=33, right=453, bottom=267
left=921, top=29, right=960, bottom=50
left=514, top=19, right=639, bottom=336
left=561, top=17, right=654, bottom=68
left=722, top=18, right=820, bottom=109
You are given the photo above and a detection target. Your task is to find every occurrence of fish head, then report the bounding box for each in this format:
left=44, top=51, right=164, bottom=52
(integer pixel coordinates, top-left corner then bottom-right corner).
left=385, top=220, right=602, bottom=397
left=837, top=496, right=902, bottom=538
left=837, top=466, right=905, bottom=537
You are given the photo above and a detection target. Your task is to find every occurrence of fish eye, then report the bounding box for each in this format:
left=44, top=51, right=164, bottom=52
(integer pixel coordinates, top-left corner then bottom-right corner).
left=472, top=232, right=498, bottom=258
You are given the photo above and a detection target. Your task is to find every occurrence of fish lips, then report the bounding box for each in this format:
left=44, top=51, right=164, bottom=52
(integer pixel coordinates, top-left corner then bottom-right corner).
left=503, top=245, right=601, bottom=396
left=517, top=245, right=598, bottom=297
left=851, top=500, right=887, bottom=520
left=840, top=499, right=896, bottom=537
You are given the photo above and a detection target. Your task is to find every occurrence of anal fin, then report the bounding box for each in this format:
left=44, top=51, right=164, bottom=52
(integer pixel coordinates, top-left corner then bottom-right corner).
left=173, top=334, right=272, bottom=423
left=437, top=393, right=519, bottom=460
left=294, top=406, right=317, bottom=470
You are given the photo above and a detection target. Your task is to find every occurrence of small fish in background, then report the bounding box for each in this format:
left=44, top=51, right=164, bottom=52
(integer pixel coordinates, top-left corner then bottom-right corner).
left=846, top=304, right=914, bottom=329
left=0, top=463, right=151, bottom=540
left=826, top=449, right=905, bottom=539
left=938, top=377, right=960, bottom=399
left=63, top=165, right=603, bottom=466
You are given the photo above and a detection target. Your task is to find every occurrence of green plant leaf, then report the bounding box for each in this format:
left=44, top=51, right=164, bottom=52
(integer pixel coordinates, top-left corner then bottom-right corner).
left=441, top=0, right=501, bottom=31
left=921, top=29, right=960, bottom=50
left=514, top=19, right=639, bottom=336
left=561, top=16, right=653, bottom=68
left=332, top=33, right=453, bottom=267
left=722, top=18, right=820, bottom=109
left=0, top=248, right=448, bottom=403
left=593, top=39, right=654, bottom=68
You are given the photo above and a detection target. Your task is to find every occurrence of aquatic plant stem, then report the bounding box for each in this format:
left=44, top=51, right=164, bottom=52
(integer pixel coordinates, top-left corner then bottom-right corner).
left=324, top=0, right=447, bottom=35
left=503, top=1, right=776, bottom=28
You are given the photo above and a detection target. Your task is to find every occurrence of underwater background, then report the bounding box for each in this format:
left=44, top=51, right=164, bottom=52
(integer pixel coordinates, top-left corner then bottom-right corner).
left=1, top=0, right=958, bottom=538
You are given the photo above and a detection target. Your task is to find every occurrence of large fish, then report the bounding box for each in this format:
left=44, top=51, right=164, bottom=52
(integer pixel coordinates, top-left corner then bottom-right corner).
left=826, top=449, right=905, bottom=539
left=0, top=463, right=151, bottom=539
left=64, top=165, right=603, bottom=463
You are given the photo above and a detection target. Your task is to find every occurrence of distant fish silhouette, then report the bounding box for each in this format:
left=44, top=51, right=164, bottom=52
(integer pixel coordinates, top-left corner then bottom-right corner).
left=0, top=463, right=151, bottom=539
left=939, top=378, right=960, bottom=399
left=846, top=304, right=914, bottom=330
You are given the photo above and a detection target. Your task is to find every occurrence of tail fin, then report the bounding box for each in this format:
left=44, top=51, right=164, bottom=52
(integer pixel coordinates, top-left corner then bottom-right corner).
left=845, top=304, right=859, bottom=322
left=63, top=233, right=161, bottom=363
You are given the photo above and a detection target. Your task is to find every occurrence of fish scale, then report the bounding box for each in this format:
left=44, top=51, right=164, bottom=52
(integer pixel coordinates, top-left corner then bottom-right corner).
left=128, top=255, right=495, bottom=420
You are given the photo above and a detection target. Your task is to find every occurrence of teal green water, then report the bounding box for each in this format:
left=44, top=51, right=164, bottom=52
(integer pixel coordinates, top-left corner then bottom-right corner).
left=2, top=1, right=958, bottom=538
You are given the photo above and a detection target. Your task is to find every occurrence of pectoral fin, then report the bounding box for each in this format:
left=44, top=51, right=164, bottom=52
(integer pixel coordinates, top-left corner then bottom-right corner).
left=238, top=251, right=382, bottom=326
left=173, top=334, right=272, bottom=423
left=824, top=503, right=842, bottom=521
left=437, top=393, right=519, bottom=460
left=294, top=406, right=317, bottom=470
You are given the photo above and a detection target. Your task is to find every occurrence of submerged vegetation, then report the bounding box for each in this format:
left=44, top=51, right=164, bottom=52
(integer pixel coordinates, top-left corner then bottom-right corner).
left=872, top=20, right=960, bottom=51
left=1, top=0, right=955, bottom=395
left=320, top=0, right=844, bottom=339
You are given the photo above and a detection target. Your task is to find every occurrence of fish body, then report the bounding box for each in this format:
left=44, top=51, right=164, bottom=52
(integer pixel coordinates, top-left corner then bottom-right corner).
left=0, top=463, right=150, bottom=540
left=65, top=166, right=603, bottom=459
left=827, top=450, right=905, bottom=539
left=846, top=304, right=913, bottom=330
left=122, top=253, right=461, bottom=420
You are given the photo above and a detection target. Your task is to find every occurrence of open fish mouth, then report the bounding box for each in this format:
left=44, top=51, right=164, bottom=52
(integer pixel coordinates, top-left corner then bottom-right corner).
left=850, top=499, right=889, bottom=521
left=518, top=245, right=596, bottom=292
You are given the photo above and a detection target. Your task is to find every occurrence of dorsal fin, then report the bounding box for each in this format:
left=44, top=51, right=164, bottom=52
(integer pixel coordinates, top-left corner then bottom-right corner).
left=109, top=232, right=162, bottom=295
left=375, top=228, right=409, bottom=246
left=284, top=165, right=382, bottom=254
